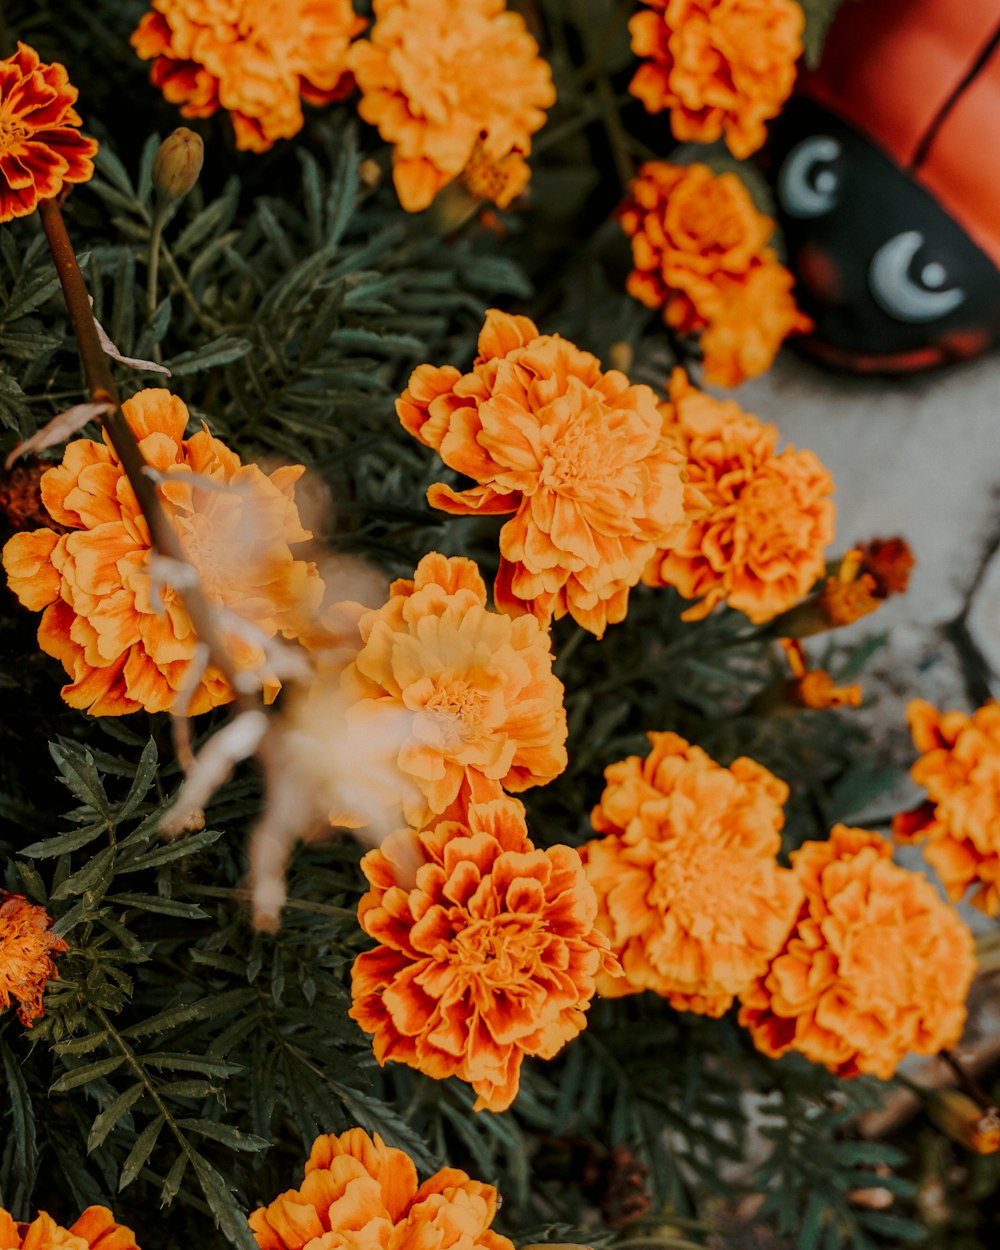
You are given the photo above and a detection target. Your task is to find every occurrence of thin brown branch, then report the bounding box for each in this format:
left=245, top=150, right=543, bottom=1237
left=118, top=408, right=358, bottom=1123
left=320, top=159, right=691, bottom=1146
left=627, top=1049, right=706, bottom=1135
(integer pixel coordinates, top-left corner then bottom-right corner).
left=37, top=195, right=257, bottom=714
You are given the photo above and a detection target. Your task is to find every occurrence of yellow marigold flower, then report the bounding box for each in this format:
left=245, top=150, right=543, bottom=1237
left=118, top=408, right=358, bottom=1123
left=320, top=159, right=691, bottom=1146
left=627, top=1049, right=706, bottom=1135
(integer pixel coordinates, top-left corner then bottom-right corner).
left=739, top=825, right=975, bottom=1078
left=644, top=371, right=835, bottom=624
left=628, top=0, right=804, bottom=158
left=618, top=163, right=809, bottom=384
left=341, top=552, right=567, bottom=828
left=131, top=0, right=365, bottom=152
left=0, top=43, right=98, bottom=222
left=397, top=310, right=688, bottom=638
left=250, top=1128, right=515, bottom=1250
left=348, top=0, right=555, bottom=211
left=349, top=798, right=617, bottom=1111
left=581, top=732, right=801, bottom=1015
left=893, top=699, right=1000, bottom=915
left=0, top=892, right=67, bottom=1027
left=0, top=1205, right=140, bottom=1250
left=2, top=389, right=323, bottom=716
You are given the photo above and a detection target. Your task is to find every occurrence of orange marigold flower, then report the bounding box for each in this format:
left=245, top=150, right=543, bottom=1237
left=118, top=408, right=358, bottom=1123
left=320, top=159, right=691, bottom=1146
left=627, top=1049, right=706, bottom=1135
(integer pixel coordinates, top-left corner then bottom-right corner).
left=342, top=552, right=567, bottom=829
left=0, top=1206, right=139, bottom=1250
left=0, top=43, right=97, bottom=222
left=699, top=259, right=813, bottom=387
left=893, top=699, right=1000, bottom=915
left=581, top=732, right=802, bottom=1016
left=644, top=371, right=835, bottom=623
left=348, top=0, right=555, bottom=211
left=350, top=797, right=617, bottom=1111
left=739, top=825, right=975, bottom=1078
left=2, top=388, right=323, bottom=716
left=618, top=163, right=809, bottom=383
left=0, top=892, right=67, bottom=1027
left=628, top=0, right=804, bottom=158
left=250, top=1128, right=515, bottom=1250
left=397, top=310, right=688, bottom=638
left=131, top=0, right=365, bottom=153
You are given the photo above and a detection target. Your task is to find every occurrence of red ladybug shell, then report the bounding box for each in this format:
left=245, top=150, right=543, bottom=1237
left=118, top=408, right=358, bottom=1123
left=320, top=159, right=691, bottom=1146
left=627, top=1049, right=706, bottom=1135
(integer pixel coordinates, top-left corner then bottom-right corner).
left=799, top=0, right=1000, bottom=267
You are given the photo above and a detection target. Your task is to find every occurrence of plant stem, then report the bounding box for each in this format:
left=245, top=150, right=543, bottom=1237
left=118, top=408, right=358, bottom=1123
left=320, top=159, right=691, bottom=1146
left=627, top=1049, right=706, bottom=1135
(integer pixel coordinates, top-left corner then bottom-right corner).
left=38, top=196, right=255, bottom=712
left=146, top=202, right=168, bottom=324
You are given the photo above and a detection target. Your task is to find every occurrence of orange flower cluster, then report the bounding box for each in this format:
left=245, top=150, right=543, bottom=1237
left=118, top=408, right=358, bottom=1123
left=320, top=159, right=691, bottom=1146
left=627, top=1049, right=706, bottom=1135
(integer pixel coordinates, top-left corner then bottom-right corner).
left=628, top=0, right=804, bottom=158
left=131, top=0, right=364, bottom=152
left=2, top=389, right=323, bottom=716
left=582, top=733, right=801, bottom=1016
left=251, top=1128, right=515, bottom=1250
left=349, top=0, right=554, bottom=211
left=0, top=43, right=97, bottom=223
left=398, top=310, right=688, bottom=637
left=0, top=1206, right=140, bottom=1250
left=342, top=552, right=567, bottom=828
left=0, top=892, right=67, bottom=1027
left=894, top=699, right=1000, bottom=915
left=618, top=163, right=811, bottom=386
left=740, top=825, right=975, bottom=1078
left=350, top=797, right=617, bottom=1110
left=644, top=371, right=835, bottom=623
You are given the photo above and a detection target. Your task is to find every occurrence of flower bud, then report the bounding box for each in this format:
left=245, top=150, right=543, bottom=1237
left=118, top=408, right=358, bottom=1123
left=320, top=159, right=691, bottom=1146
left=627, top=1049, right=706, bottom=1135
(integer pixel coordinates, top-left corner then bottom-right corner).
left=927, top=1088, right=1000, bottom=1154
left=152, top=127, right=204, bottom=201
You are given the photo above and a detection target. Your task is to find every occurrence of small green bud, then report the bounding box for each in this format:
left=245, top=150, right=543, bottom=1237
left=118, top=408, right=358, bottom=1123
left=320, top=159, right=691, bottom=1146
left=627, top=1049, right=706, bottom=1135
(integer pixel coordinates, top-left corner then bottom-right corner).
left=152, top=127, right=204, bottom=201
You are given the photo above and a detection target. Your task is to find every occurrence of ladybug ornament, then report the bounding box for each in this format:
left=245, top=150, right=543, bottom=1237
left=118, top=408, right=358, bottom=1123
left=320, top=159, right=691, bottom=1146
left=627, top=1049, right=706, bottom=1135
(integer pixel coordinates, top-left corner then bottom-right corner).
left=768, top=0, right=1000, bottom=373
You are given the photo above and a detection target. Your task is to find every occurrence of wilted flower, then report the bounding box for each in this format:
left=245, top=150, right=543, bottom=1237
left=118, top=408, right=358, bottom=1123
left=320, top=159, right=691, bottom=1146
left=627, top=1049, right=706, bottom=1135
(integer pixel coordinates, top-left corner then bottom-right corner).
left=0, top=43, right=98, bottom=222
left=581, top=732, right=801, bottom=1015
left=348, top=0, right=554, bottom=211
left=780, top=638, right=862, bottom=710
left=131, top=0, right=364, bottom=152
left=341, top=552, right=567, bottom=829
left=628, top=0, right=804, bottom=158
left=0, top=1206, right=139, bottom=1250
left=739, top=825, right=975, bottom=1078
left=398, top=310, right=688, bottom=637
left=2, top=388, right=323, bottom=715
left=644, top=371, right=835, bottom=623
left=250, top=1128, right=515, bottom=1250
left=893, top=699, right=1000, bottom=915
left=0, top=892, right=67, bottom=1027
left=618, top=162, right=809, bottom=384
left=350, top=797, right=617, bottom=1110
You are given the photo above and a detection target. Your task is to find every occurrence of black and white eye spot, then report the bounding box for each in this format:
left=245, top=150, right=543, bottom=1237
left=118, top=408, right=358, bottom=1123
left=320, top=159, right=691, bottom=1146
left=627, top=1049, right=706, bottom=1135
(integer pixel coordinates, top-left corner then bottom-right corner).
left=777, top=136, right=842, bottom=218
left=868, top=231, right=966, bottom=322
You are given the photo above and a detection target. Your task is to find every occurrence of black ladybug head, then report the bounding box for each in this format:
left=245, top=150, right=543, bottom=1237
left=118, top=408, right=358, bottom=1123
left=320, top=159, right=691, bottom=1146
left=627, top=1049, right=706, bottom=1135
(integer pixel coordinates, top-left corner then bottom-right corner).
left=767, top=99, right=1000, bottom=373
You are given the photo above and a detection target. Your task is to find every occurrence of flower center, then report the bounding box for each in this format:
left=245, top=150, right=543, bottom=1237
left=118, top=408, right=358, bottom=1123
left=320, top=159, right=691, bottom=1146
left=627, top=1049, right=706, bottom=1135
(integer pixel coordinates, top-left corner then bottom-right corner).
left=539, top=419, right=603, bottom=493
left=424, top=682, right=490, bottom=749
left=0, top=117, right=29, bottom=151
left=454, top=915, right=542, bottom=985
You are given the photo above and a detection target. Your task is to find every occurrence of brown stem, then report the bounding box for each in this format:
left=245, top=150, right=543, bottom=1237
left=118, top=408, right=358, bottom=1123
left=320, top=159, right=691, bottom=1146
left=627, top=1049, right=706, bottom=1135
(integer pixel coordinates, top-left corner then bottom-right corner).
left=38, top=196, right=256, bottom=711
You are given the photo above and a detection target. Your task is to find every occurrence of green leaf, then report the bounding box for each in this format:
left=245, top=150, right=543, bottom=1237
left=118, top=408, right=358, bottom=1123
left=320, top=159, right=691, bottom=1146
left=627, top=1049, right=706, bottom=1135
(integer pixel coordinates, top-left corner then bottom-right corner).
left=20, top=823, right=108, bottom=859
left=174, top=1118, right=270, bottom=1152
left=121, top=989, right=257, bottom=1041
left=122, top=828, right=222, bottom=871
left=190, top=1155, right=261, bottom=1250
left=51, top=1055, right=127, bottom=1093
left=166, top=337, right=253, bottom=376
left=49, top=742, right=113, bottom=823
left=115, top=739, right=159, bottom=822
left=118, top=1114, right=166, bottom=1191
left=1, top=1039, right=37, bottom=1202
left=88, top=1083, right=145, bottom=1152
left=105, top=894, right=209, bottom=920
left=160, top=1150, right=189, bottom=1206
